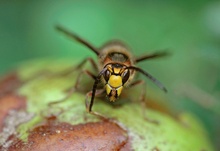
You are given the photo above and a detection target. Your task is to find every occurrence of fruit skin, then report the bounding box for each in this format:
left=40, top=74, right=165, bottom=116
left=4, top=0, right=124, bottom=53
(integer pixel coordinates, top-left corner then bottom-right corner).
left=0, top=59, right=215, bottom=151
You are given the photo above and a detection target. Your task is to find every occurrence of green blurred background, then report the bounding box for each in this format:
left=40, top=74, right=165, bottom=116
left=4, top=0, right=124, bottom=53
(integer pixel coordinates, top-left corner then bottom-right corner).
left=0, top=0, right=219, bottom=150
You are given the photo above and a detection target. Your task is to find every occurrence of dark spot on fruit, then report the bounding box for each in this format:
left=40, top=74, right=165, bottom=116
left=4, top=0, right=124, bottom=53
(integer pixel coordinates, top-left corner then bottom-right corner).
left=0, top=72, right=22, bottom=98
left=8, top=121, right=132, bottom=151
left=0, top=94, right=27, bottom=131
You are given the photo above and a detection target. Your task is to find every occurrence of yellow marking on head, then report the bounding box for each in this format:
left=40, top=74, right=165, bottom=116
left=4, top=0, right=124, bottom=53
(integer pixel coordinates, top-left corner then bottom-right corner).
left=107, top=66, right=113, bottom=73
left=106, top=84, right=111, bottom=95
left=113, top=68, right=121, bottom=74
left=108, top=75, right=122, bottom=88
left=116, top=86, right=123, bottom=97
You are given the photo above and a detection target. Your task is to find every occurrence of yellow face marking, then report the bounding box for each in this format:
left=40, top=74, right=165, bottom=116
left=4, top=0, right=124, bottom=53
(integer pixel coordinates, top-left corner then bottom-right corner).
left=113, top=68, right=121, bottom=74
left=116, top=86, right=123, bottom=96
left=106, top=84, right=111, bottom=95
left=108, top=75, right=122, bottom=88
left=107, top=66, right=113, bottom=73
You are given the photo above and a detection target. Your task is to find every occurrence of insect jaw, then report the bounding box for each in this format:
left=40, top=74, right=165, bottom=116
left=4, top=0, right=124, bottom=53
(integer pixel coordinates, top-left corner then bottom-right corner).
left=105, top=83, right=123, bottom=102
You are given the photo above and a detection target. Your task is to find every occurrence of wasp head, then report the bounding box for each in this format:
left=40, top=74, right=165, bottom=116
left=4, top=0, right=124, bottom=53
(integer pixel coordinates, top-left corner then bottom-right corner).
left=103, top=64, right=130, bottom=102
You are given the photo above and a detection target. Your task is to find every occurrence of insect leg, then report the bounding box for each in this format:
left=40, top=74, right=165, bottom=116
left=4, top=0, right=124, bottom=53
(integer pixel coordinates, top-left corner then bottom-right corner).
left=74, top=70, right=96, bottom=89
left=85, top=89, right=106, bottom=119
left=52, top=57, right=98, bottom=77
left=49, top=70, right=96, bottom=106
left=85, top=67, right=108, bottom=119
left=129, top=80, right=159, bottom=124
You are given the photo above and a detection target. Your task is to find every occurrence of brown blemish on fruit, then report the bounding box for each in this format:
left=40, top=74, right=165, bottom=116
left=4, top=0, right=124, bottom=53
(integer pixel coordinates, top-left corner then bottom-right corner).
left=8, top=121, right=131, bottom=151
left=0, top=72, right=22, bottom=98
left=0, top=94, right=27, bottom=131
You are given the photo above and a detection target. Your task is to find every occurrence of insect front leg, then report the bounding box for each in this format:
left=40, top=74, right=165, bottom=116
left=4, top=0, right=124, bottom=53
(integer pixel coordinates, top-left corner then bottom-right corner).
left=85, top=67, right=111, bottom=119
left=129, top=80, right=159, bottom=124
left=85, top=89, right=106, bottom=119
left=85, top=88, right=128, bottom=132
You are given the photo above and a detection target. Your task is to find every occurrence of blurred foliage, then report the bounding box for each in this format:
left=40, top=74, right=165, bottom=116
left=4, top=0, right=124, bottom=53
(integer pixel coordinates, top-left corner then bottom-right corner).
left=0, top=0, right=219, bottom=150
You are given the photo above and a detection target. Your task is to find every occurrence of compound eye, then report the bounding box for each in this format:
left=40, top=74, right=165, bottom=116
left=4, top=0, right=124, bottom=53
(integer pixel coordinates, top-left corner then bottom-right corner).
left=104, top=70, right=111, bottom=82
left=122, top=70, right=130, bottom=84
